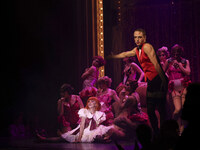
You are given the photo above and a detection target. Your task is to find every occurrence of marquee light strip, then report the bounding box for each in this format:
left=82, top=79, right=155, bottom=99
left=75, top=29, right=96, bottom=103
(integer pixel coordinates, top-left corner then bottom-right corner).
left=96, top=0, right=105, bottom=77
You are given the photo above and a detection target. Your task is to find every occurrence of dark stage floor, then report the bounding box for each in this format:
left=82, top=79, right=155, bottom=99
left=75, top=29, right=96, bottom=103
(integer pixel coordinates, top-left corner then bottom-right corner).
left=0, top=137, right=135, bottom=150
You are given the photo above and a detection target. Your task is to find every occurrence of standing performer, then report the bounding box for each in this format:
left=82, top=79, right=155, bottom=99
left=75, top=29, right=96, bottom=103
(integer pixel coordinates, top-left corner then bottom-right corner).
left=156, top=46, right=170, bottom=70
left=81, top=56, right=106, bottom=89
left=163, top=44, right=191, bottom=134
left=108, top=28, right=168, bottom=135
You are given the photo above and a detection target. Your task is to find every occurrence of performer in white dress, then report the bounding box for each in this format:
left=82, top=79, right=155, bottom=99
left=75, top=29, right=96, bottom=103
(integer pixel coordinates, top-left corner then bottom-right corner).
left=37, top=97, right=113, bottom=143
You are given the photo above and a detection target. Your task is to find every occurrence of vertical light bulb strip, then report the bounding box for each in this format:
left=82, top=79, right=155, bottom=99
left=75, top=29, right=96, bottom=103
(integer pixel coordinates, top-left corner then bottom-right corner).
left=97, top=0, right=105, bottom=77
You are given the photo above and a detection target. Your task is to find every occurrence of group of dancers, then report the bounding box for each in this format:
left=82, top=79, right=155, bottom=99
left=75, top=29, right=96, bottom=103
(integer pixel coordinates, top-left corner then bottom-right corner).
left=37, top=28, right=191, bottom=144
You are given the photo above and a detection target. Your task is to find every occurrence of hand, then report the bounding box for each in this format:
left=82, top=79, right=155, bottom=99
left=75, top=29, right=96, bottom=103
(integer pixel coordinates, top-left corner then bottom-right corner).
left=75, top=137, right=81, bottom=143
left=173, top=60, right=180, bottom=68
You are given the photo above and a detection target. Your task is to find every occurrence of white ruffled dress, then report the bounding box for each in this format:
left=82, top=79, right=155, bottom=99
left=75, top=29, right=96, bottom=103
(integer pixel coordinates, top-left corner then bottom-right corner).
left=61, top=108, right=113, bottom=142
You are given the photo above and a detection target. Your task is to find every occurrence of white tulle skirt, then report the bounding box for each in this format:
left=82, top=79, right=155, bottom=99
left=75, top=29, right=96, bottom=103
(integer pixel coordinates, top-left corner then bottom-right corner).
left=61, top=124, right=113, bottom=142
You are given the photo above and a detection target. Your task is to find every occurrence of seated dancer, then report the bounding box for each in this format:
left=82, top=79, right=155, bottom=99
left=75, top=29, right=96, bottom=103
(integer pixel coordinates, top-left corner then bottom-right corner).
left=81, top=56, right=106, bottom=89
left=122, top=57, right=144, bottom=84
left=37, top=97, right=113, bottom=143
left=79, top=86, right=97, bottom=106
left=125, top=79, right=142, bottom=112
left=105, top=96, right=149, bottom=141
left=57, top=83, right=84, bottom=133
left=112, top=83, right=126, bottom=118
left=163, top=44, right=191, bottom=134
left=112, top=80, right=146, bottom=118
left=96, top=76, right=120, bottom=125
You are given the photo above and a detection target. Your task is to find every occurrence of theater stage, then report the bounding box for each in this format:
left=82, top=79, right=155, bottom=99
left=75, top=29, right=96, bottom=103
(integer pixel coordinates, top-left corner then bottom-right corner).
left=0, top=137, right=135, bottom=150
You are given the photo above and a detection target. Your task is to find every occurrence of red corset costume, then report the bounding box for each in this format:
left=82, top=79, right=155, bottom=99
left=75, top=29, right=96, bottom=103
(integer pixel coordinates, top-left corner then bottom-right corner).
left=58, top=95, right=80, bottom=129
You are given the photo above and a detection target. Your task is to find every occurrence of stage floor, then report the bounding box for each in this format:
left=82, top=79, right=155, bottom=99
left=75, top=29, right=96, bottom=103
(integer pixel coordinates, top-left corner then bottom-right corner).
left=0, top=137, right=135, bottom=150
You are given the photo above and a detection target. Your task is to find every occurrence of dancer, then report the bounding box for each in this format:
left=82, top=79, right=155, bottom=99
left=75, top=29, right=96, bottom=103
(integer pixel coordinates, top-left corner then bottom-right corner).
left=79, top=86, right=97, bottom=106
left=105, top=96, right=149, bottom=141
left=108, top=28, right=168, bottom=135
left=81, top=56, right=106, bottom=89
left=157, top=46, right=172, bottom=119
left=57, top=83, right=84, bottom=133
left=96, top=76, right=120, bottom=125
left=112, top=83, right=126, bottom=118
left=113, top=82, right=149, bottom=123
left=163, top=44, right=191, bottom=133
left=156, top=46, right=169, bottom=70
left=125, top=79, right=141, bottom=111
left=37, top=97, right=113, bottom=143
left=122, top=57, right=144, bottom=84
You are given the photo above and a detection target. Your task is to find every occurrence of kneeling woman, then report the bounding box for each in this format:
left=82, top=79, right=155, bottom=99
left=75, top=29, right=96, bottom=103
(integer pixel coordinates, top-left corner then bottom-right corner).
left=37, top=97, right=113, bottom=143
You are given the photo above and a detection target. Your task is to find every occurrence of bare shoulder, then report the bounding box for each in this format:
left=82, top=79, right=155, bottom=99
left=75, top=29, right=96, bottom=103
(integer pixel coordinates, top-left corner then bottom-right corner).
left=88, top=66, right=96, bottom=72
left=57, top=98, right=63, bottom=104
left=110, top=89, right=117, bottom=95
left=144, top=43, right=152, bottom=47
left=186, top=59, right=190, bottom=63
left=143, top=43, right=153, bottom=50
left=143, top=43, right=155, bottom=55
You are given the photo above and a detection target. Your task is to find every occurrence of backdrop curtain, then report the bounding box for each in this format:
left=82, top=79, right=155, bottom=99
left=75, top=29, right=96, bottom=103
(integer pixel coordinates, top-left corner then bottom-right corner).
left=1, top=0, right=96, bottom=136
left=104, top=0, right=200, bottom=86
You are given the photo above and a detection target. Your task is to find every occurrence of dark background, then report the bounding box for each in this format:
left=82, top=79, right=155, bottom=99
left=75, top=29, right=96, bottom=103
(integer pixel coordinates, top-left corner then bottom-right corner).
left=1, top=0, right=92, bottom=136
left=1, top=0, right=200, bottom=137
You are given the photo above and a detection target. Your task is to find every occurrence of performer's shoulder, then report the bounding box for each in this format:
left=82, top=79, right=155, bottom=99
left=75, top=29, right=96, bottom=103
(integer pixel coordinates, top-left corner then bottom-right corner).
left=143, top=43, right=153, bottom=48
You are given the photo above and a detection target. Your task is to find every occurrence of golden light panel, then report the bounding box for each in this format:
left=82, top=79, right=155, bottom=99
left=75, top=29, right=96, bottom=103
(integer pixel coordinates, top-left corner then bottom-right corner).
left=96, top=0, right=104, bottom=77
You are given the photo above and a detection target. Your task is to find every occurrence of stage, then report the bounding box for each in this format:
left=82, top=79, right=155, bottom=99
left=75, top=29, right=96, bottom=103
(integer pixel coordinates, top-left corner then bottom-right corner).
left=0, top=138, right=135, bottom=150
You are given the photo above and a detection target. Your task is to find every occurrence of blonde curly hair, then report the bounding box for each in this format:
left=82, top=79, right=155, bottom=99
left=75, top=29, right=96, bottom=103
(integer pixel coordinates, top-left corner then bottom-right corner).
left=157, top=46, right=169, bottom=58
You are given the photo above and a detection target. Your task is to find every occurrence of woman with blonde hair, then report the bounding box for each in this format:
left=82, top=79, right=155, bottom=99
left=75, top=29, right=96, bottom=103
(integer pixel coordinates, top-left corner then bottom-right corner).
left=157, top=46, right=170, bottom=69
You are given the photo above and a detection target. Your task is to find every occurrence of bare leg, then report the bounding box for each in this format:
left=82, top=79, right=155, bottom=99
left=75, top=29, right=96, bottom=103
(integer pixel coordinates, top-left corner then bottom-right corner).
left=172, top=90, right=184, bottom=135
left=104, top=126, right=126, bottom=141
left=61, top=126, right=72, bottom=133
left=172, top=91, right=182, bottom=120
left=36, top=133, right=63, bottom=142
left=180, top=88, right=187, bottom=134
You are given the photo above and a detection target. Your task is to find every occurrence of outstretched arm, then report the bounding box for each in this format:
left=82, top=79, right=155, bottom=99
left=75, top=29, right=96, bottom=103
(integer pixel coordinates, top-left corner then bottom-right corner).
left=108, top=48, right=136, bottom=59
